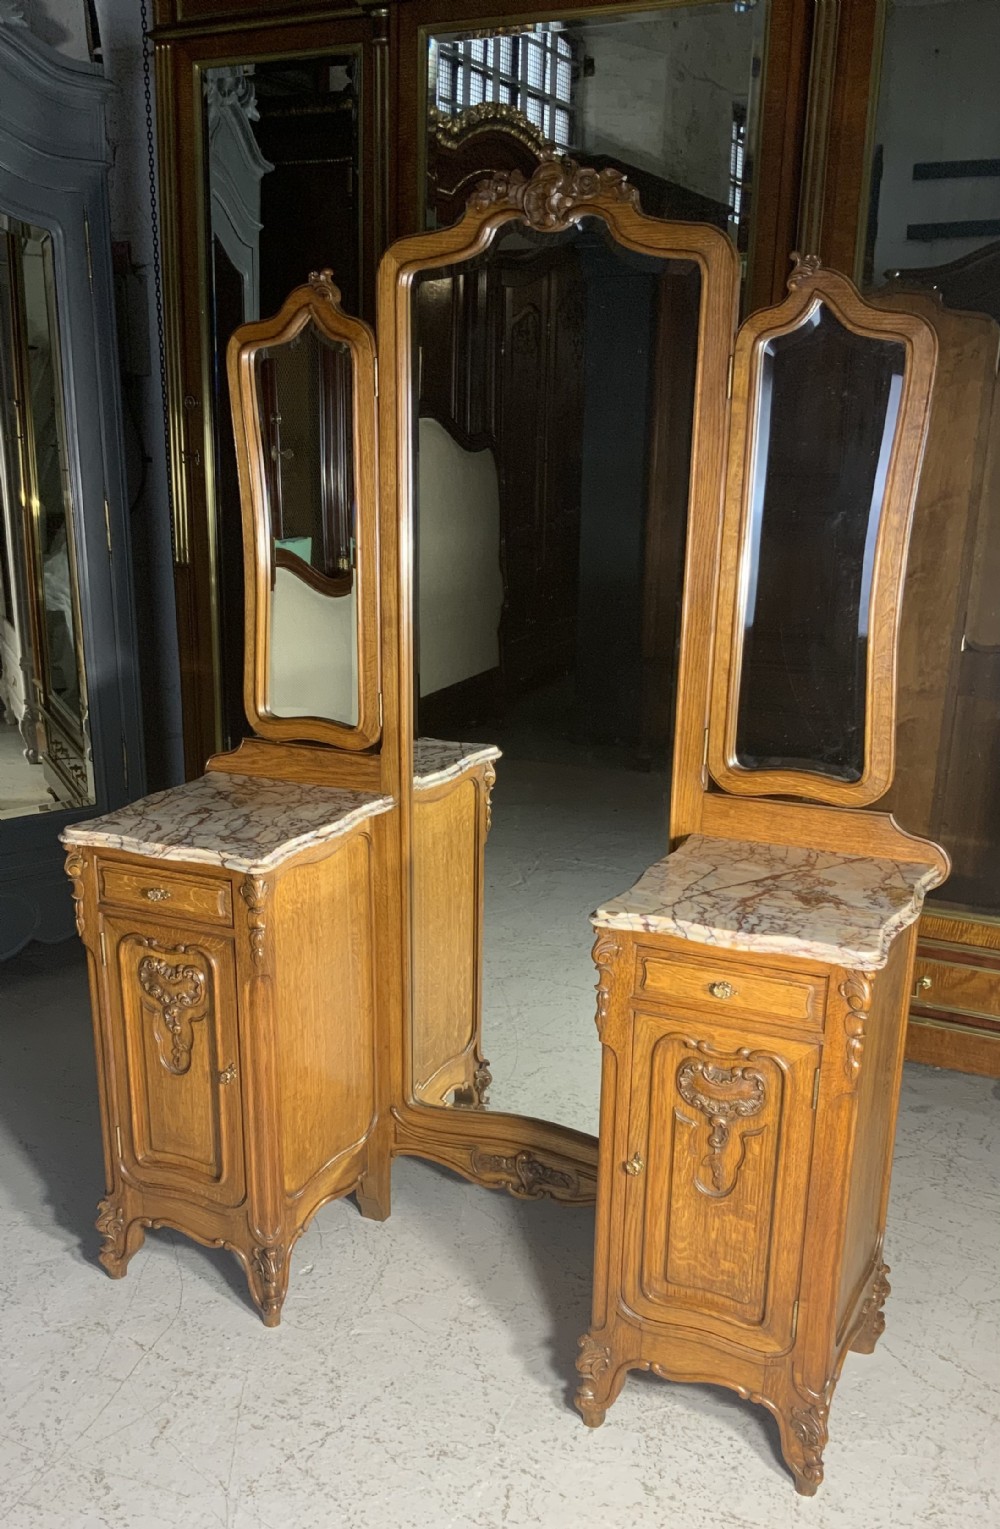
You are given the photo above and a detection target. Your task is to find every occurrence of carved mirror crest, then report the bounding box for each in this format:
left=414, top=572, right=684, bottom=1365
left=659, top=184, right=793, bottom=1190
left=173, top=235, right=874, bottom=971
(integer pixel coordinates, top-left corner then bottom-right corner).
left=707, top=257, right=937, bottom=807
left=227, top=270, right=380, bottom=750
left=379, top=156, right=739, bottom=1194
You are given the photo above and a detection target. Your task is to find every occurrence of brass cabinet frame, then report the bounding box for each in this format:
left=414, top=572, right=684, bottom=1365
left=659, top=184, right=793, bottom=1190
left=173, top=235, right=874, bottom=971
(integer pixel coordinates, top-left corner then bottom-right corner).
left=706, top=260, right=936, bottom=807
left=376, top=161, right=739, bottom=1198
left=227, top=271, right=381, bottom=750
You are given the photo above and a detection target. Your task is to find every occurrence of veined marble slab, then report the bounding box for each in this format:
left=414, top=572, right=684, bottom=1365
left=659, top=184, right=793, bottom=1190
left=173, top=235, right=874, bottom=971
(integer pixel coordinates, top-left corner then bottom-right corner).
left=592, top=833, right=945, bottom=970
left=60, top=772, right=394, bottom=874
left=412, top=738, right=501, bottom=789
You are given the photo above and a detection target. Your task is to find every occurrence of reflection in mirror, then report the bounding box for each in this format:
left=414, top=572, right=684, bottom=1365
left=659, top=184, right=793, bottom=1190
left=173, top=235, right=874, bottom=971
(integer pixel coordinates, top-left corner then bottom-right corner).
left=253, top=324, right=359, bottom=726
left=202, top=56, right=361, bottom=746
left=0, top=216, right=93, bottom=819
left=734, top=305, right=905, bottom=781
left=425, top=6, right=767, bottom=275
left=409, top=216, right=702, bottom=1134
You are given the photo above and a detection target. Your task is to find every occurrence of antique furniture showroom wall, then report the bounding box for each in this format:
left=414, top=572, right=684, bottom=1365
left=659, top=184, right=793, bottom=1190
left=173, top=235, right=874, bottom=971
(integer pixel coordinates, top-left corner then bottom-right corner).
left=0, top=17, right=144, bottom=957
left=65, top=161, right=945, bottom=1499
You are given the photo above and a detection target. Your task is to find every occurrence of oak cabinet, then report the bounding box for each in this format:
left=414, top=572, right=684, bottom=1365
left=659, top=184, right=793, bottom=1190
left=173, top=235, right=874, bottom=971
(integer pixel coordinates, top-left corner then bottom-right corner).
left=63, top=770, right=395, bottom=1325
left=577, top=901, right=932, bottom=1496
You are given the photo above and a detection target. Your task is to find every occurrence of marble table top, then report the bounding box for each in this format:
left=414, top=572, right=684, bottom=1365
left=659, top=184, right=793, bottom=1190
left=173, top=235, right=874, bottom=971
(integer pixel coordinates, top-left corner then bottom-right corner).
left=412, top=738, right=501, bottom=788
left=592, top=834, right=945, bottom=971
left=61, top=772, right=394, bottom=875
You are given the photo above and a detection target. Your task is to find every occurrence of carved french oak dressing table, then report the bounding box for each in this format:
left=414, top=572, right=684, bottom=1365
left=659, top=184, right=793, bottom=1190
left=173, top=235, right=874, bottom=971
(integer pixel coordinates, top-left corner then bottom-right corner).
left=574, top=261, right=946, bottom=1494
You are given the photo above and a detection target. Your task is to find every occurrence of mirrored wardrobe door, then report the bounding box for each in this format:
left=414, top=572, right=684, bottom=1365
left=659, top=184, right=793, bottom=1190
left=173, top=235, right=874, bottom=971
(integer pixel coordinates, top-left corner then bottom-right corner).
left=394, top=0, right=812, bottom=312
left=381, top=175, right=737, bottom=1157
left=157, top=18, right=378, bottom=771
left=0, top=20, right=143, bottom=957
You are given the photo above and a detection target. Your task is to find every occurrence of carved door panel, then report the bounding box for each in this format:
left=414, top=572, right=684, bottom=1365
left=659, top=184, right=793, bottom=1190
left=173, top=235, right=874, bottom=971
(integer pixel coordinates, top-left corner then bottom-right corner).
left=623, top=1013, right=820, bottom=1353
left=497, top=252, right=586, bottom=690
left=102, top=915, right=246, bottom=1207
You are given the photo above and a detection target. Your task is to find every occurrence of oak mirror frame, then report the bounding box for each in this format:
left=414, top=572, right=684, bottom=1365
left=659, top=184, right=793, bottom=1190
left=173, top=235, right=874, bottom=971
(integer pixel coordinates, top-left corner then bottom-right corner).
left=377, top=157, right=739, bottom=1199
left=707, top=258, right=937, bottom=808
left=227, top=271, right=381, bottom=750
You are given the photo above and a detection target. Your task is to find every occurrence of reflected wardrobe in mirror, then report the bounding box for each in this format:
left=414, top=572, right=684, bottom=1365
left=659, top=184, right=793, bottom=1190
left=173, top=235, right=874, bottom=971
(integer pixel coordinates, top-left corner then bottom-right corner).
left=202, top=56, right=364, bottom=750
left=379, top=157, right=738, bottom=1185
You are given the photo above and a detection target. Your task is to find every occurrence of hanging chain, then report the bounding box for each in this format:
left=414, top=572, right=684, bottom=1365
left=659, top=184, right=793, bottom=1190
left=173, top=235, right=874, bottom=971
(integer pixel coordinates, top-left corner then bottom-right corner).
left=139, top=0, right=176, bottom=540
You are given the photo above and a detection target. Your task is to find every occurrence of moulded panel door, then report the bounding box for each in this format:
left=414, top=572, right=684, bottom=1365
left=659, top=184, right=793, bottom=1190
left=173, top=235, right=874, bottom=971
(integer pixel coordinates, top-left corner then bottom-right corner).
left=102, top=914, right=246, bottom=1208
left=623, top=1011, right=820, bottom=1353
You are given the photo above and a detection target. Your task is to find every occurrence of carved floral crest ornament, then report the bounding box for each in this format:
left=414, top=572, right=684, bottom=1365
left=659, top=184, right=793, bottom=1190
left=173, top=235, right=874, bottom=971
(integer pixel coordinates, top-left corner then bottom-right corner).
left=469, top=151, right=641, bottom=232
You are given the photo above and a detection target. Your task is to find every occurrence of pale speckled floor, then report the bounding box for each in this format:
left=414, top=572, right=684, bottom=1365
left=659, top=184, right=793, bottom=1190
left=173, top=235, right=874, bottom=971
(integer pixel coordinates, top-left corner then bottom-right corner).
left=0, top=938, right=998, bottom=1528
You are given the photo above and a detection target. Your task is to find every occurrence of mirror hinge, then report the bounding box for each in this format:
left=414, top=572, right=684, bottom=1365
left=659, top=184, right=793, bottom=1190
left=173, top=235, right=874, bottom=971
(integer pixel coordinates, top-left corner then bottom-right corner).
left=99, top=930, right=107, bottom=967
left=373, top=357, right=379, bottom=398
left=792, top=1298, right=799, bottom=1337
left=378, top=691, right=383, bottom=729
left=83, top=212, right=94, bottom=289
left=115, top=1124, right=122, bottom=1159
left=702, top=724, right=709, bottom=784
left=103, top=498, right=113, bottom=557
left=726, top=352, right=734, bottom=399
left=812, top=1067, right=821, bottom=1109
left=122, top=737, right=129, bottom=793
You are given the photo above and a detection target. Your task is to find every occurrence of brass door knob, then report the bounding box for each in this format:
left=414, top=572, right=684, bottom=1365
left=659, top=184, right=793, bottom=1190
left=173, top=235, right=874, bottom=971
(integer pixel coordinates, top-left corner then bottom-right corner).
left=143, top=887, right=171, bottom=902
left=708, top=980, right=736, bottom=1000
left=218, top=1062, right=237, bottom=1086
left=912, top=974, right=932, bottom=1001
left=624, top=1152, right=645, bottom=1176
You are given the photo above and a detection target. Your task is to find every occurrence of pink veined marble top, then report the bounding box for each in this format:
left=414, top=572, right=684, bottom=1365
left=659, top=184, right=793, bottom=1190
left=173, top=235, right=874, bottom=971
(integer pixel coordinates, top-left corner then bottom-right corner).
left=592, top=834, right=945, bottom=971
left=60, top=772, right=394, bottom=874
left=412, top=738, right=501, bottom=788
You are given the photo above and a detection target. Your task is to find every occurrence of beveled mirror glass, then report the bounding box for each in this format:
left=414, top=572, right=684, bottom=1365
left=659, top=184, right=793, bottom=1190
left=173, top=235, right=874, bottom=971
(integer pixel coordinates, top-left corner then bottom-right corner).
left=228, top=272, right=379, bottom=749
left=383, top=168, right=738, bottom=1169
left=708, top=263, right=937, bottom=806
left=0, top=215, right=93, bottom=816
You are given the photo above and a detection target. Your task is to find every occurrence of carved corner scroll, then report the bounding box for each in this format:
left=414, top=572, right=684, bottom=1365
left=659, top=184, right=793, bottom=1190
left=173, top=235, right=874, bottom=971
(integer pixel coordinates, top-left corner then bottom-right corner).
left=591, top=931, right=622, bottom=1038
left=470, top=1147, right=580, bottom=1201
left=839, top=972, right=873, bottom=1086
left=483, top=760, right=497, bottom=837
left=787, top=250, right=824, bottom=289
left=95, top=1195, right=125, bottom=1271
left=468, top=151, right=640, bottom=232
left=64, top=851, right=86, bottom=939
left=676, top=1056, right=767, bottom=1196
left=308, top=267, right=342, bottom=306
left=240, top=876, right=270, bottom=970
left=137, top=946, right=209, bottom=1075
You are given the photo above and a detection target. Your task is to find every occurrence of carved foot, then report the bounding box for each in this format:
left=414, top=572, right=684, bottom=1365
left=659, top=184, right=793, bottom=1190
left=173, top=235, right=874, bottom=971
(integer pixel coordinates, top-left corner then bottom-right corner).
left=95, top=1195, right=144, bottom=1278
left=573, top=1332, right=625, bottom=1428
left=773, top=1392, right=830, bottom=1496
left=248, top=1242, right=290, bottom=1327
left=851, top=1262, right=891, bottom=1355
left=355, top=1163, right=391, bottom=1222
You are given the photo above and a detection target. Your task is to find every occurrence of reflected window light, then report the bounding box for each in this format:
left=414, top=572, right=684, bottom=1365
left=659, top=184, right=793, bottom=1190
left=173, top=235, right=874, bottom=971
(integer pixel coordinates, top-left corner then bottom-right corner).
left=435, top=24, right=577, bottom=147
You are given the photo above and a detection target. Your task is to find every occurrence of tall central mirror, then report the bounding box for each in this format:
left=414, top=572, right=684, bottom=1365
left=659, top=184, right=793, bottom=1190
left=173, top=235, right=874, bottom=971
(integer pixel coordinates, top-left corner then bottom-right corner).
left=387, top=165, right=736, bottom=1165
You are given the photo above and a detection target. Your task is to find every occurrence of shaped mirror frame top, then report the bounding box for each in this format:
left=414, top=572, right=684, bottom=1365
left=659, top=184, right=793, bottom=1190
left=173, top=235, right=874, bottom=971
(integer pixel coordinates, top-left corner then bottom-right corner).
left=227, top=270, right=380, bottom=750
left=707, top=257, right=937, bottom=808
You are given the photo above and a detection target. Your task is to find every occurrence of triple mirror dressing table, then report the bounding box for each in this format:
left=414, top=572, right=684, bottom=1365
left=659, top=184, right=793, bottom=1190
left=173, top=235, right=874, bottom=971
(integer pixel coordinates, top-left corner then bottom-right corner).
left=63, top=160, right=944, bottom=1495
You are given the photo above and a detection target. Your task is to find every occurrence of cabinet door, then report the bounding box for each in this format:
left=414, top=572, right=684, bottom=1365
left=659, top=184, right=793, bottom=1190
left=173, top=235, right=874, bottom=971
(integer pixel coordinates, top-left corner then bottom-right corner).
left=102, top=915, right=246, bottom=1207
left=623, top=1013, right=820, bottom=1353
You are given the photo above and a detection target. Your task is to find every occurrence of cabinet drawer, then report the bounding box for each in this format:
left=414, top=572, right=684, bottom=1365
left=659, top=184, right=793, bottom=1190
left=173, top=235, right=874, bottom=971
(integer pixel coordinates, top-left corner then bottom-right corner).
left=913, top=954, right=1000, bottom=1023
left=97, top=861, right=233, bottom=926
left=639, top=952, right=825, bottom=1028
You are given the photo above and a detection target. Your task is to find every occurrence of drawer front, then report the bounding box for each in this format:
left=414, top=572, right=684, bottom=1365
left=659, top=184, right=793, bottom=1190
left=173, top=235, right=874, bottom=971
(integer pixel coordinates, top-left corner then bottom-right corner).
left=912, top=953, right=1000, bottom=1025
left=639, top=951, right=825, bottom=1028
left=98, top=861, right=233, bottom=926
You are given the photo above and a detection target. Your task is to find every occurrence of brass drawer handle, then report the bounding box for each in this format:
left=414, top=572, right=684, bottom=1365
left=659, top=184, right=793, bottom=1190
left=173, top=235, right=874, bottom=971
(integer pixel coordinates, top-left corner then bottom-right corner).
left=218, top=1062, right=237, bottom=1086
left=624, top=1152, right=645, bottom=1176
left=708, top=980, right=736, bottom=1000
left=912, top=974, right=932, bottom=1001
left=143, top=887, right=171, bottom=902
